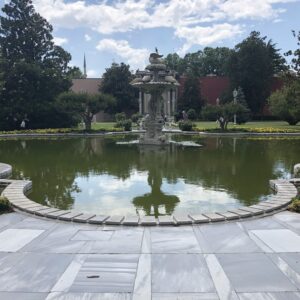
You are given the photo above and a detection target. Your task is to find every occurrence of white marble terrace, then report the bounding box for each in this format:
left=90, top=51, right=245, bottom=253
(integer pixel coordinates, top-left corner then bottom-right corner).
left=1, top=162, right=300, bottom=300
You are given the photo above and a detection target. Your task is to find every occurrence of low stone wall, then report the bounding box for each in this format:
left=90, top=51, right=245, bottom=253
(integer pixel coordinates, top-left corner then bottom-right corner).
left=0, top=162, right=299, bottom=226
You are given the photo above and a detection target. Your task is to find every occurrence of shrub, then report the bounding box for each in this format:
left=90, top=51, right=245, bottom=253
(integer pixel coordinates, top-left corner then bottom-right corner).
left=187, top=109, right=197, bottom=120
left=269, top=80, right=300, bottom=125
left=115, top=119, right=132, bottom=131
left=131, top=113, right=142, bottom=124
left=178, top=120, right=194, bottom=131
left=0, top=196, right=11, bottom=213
left=115, top=112, right=126, bottom=122
left=122, top=119, right=132, bottom=131
left=288, top=197, right=300, bottom=213
left=201, top=105, right=221, bottom=121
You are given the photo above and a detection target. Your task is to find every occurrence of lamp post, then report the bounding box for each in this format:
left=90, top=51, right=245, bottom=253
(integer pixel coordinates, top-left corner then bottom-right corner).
left=233, top=89, right=238, bottom=125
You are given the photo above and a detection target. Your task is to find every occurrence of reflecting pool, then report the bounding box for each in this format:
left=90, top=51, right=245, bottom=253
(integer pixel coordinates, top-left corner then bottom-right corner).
left=0, top=135, right=299, bottom=216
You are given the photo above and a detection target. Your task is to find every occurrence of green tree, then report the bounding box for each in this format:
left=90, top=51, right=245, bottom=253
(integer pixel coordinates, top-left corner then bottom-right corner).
left=228, top=31, right=287, bottom=115
left=100, top=62, right=138, bottom=114
left=56, top=92, right=116, bottom=130
left=178, top=75, right=202, bottom=113
left=200, top=47, right=233, bottom=76
left=285, top=30, right=300, bottom=76
left=268, top=80, right=300, bottom=125
left=0, top=52, right=5, bottom=91
left=164, top=53, right=185, bottom=75
left=0, top=0, right=75, bottom=130
left=67, top=66, right=85, bottom=79
left=165, top=47, right=233, bottom=77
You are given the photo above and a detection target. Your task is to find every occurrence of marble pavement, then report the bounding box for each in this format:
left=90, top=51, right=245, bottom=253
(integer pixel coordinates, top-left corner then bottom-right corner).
left=1, top=211, right=300, bottom=299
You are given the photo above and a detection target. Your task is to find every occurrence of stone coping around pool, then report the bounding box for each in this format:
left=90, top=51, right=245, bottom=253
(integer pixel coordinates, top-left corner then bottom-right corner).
left=0, top=163, right=12, bottom=179
left=1, top=130, right=300, bottom=139
left=1, top=162, right=299, bottom=226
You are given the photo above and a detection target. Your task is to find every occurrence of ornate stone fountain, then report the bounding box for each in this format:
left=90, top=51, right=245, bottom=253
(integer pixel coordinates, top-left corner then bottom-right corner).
left=131, top=49, right=179, bottom=145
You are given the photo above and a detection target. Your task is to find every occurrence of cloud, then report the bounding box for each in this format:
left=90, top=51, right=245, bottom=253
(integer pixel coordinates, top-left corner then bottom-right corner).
left=84, top=34, right=91, bottom=41
left=87, top=69, right=98, bottom=77
left=96, top=39, right=149, bottom=69
left=32, top=0, right=298, bottom=58
left=175, top=23, right=243, bottom=55
left=34, top=0, right=297, bottom=33
left=53, top=36, right=68, bottom=46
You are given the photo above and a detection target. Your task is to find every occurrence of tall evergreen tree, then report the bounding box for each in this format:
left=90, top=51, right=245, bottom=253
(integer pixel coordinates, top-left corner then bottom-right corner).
left=178, top=75, right=202, bottom=113
left=100, top=62, right=138, bottom=114
left=228, top=31, right=287, bottom=115
left=0, top=0, right=75, bottom=130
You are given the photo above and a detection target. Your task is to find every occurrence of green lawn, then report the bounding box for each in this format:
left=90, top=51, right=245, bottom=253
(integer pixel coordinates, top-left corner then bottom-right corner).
left=194, top=121, right=300, bottom=131
left=91, top=121, right=300, bottom=132
left=91, top=122, right=116, bottom=130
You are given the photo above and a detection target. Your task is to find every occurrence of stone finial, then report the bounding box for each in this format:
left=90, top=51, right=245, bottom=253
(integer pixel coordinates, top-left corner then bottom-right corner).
left=294, top=163, right=300, bottom=177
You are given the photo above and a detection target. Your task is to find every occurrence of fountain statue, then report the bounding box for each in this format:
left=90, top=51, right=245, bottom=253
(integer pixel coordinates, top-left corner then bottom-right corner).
left=131, top=49, right=179, bottom=145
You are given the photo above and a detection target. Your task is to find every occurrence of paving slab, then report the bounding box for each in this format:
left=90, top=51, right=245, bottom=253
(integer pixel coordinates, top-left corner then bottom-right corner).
left=0, top=292, right=47, bottom=300
left=46, top=292, right=131, bottom=299
left=105, top=216, right=125, bottom=225
left=152, top=293, right=219, bottom=299
left=152, top=254, right=215, bottom=293
left=46, top=210, right=71, bottom=219
left=69, top=254, right=138, bottom=293
left=274, top=212, right=300, bottom=230
left=151, top=227, right=202, bottom=253
left=217, top=253, right=298, bottom=292
left=122, top=216, right=139, bottom=226
left=198, top=223, right=261, bottom=253
left=0, top=253, right=73, bottom=292
left=92, top=228, right=144, bottom=254
left=251, top=204, right=276, bottom=213
left=251, top=229, right=300, bottom=252
left=173, top=214, right=193, bottom=225
left=239, top=217, right=285, bottom=231
left=217, top=211, right=240, bottom=220
left=0, top=213, right=25, bottom=230
left=157, top=216, right=176, bottom=225
left=35, top=208, right=60, bottom=216
left=71, top=230, right=113, bottom=241
left=204, top=254, right=239, bottom=300
left=58, top=212, right=83, bottom=221
left=88, top=215, right=109, bottom=224
left=188, top=214, right=209, bottom=223
left=24, top=225, right=87, bottom=254
left=239, top=206, right=264, bottom=215
left=228, top=209, right=252, bottom=218
left=73, top=214, right=96, bottom=223
left=0, top=228, right=44, bottom=252
left=203, top=213, right=225, bottom=222
left=237, top=292, right=300, bottom=300
left=140, top=216, right=157, bottom=226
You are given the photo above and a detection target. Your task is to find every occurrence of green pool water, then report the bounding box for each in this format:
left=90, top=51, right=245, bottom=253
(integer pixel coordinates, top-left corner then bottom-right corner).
left=0, top=135, right=299, bottom=217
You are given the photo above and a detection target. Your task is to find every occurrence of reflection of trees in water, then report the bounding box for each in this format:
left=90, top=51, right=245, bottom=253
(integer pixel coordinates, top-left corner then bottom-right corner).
left=0, top=136, right=299, bottom=213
